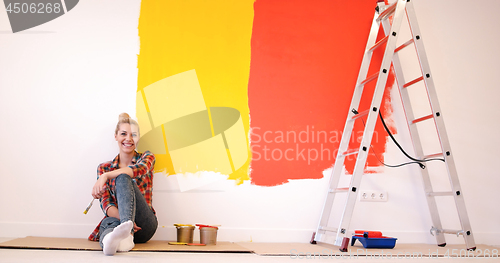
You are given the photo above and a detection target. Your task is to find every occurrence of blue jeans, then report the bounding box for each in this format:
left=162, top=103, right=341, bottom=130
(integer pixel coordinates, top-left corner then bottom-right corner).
left=98, top=174, right=158, bottom=248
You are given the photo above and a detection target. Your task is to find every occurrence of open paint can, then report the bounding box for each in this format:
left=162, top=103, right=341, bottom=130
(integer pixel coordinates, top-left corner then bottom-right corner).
left=199, top=226, right=218, bottom=245
left=176, top=225, right=195, bottom=243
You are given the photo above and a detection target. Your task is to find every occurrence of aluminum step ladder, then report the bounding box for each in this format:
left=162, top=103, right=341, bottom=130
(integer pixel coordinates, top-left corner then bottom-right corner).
left=313, top=0, right=476, bottom=252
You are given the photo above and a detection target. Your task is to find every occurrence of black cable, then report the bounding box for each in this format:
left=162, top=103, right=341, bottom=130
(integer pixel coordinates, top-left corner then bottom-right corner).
left=368, top=142, right=429, bottom=168
left=355, top=110, right=427, bottom=169
left=377, top=110, right=445, bottom=168
left=351, top=108, right=445, bottom=169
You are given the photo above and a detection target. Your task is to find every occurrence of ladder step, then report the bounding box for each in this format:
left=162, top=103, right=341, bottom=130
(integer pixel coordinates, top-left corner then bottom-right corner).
left=350, top=109, right=369, bottom=121
left=329, top=187, right=349, bottom=193
left=412, top=114, right=433, bottom=124
left=370, top=36, right=412, bottom=54
left=403, top=76, right=424, bottom=88
left=360, top=71, right=379, bottom=86
left=369, top=36, right=388, bottom=52
left=340, top=149, right=359, bottom=157
left=376, top=2, right=397, bottom=22
left=423, top=152, right=444, bottom=159
left=395, top=39, right=414, bottom=53
left=427, top=191, right=454, bottom=197
left=319, top=226, right=338, bottom=233
left=431, top=227, right=466, bottom=237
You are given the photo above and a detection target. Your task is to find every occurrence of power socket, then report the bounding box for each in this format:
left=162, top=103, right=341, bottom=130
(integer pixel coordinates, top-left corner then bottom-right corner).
left=359, top=190, right=388, bottom=202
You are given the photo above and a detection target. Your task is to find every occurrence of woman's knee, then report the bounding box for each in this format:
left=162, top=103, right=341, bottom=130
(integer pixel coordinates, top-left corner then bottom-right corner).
left=115, top=173, right=132, bottom=184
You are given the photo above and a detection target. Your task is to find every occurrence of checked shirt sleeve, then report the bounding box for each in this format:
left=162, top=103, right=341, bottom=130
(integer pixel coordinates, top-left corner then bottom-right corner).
left=128, top=151, right=155, bottom=179
left=97, top=163, right=116, bottom=214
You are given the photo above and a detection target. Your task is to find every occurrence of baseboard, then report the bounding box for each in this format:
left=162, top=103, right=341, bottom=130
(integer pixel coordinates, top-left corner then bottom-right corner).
left=0, top=222, right=498, bottom=246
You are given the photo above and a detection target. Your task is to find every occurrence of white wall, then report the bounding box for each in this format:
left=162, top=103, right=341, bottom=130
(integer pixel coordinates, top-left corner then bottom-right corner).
left=0, top=0, right=498, bottom=246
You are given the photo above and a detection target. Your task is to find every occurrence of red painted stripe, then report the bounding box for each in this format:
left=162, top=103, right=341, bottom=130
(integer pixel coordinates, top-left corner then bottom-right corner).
left=248, top=0, right=396, bottom=186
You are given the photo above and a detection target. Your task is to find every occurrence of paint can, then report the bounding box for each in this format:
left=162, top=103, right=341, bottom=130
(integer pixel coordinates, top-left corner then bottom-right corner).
left=176, top=225, right=195, bottom=243
left=199, top=226, right=218, bottom=245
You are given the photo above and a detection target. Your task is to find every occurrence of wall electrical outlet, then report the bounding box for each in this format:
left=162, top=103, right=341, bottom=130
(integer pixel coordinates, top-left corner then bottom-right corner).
left=359, top=190, right=388, bottom=202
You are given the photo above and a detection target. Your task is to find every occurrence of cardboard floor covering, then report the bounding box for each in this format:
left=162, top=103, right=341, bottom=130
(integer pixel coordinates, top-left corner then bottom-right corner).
left=0, top=236, right=252, bottom=253
left=235, top=242, right=499, bottom=258
left=1, top=237, right=497, bottom=258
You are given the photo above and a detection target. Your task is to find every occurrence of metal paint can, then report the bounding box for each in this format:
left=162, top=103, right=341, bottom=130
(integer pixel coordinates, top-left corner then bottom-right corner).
left=199, top=226, right=218, bottom=245
left=176, top=225, right=195, bottom=243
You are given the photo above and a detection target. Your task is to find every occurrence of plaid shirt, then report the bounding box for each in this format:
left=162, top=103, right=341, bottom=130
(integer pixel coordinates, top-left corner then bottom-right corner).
left=88, top=150, right=155, bottom=241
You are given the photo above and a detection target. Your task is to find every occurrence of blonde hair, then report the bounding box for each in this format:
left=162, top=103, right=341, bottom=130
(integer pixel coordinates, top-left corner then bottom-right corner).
left=115, top=113, right=140, bottom=135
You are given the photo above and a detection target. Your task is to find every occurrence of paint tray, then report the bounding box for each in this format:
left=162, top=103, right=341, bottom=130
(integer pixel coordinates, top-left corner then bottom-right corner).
left=351, top=235, right=397, bottom=249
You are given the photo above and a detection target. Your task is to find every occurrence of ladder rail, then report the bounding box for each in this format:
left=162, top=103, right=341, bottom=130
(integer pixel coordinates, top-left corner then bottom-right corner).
left=405, top=0, right=475, bottom=249
left=333, top=0, right=409, bottom=247
left=315, top=7, right=383, bottom=242
left=380, top=14, right=447, bottom=247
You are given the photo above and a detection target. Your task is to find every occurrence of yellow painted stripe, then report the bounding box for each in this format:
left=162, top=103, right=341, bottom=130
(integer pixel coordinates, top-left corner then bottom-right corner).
left=141, top=89, right=151, bottom=113
left=160, top=124, right=176, bottom=173
left=161, top=124, right=169, bottom=151
left=226, top=148, right=236, bottom=173
left=207, top=107, right=215, bottom=137
left=141, top=89, right=155, bottom=128
left=137, top=0, right=254, bottom=182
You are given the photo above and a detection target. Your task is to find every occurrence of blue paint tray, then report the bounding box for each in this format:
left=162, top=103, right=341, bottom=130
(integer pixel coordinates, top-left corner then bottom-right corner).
left=351, top=235, right=397, bottom=249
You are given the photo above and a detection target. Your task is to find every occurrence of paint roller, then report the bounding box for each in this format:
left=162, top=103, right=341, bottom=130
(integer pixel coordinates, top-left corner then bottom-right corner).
left=354, top=230, right=383, bottom=238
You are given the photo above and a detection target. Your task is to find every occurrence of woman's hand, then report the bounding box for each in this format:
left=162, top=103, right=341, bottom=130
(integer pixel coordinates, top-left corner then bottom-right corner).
left=106, top=207, right=141, bottom=232
left=133, top=222, right=142, bottom=233
left=92, top=173, right=108, bottom=199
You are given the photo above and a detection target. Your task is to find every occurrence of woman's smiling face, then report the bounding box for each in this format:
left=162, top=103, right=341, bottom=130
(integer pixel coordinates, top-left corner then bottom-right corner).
left=115, top=123, right=139, bottom=153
